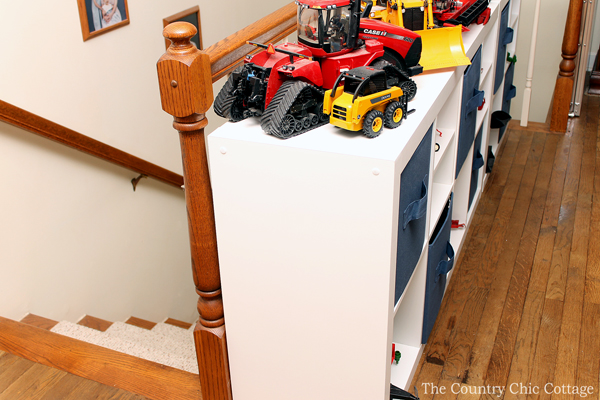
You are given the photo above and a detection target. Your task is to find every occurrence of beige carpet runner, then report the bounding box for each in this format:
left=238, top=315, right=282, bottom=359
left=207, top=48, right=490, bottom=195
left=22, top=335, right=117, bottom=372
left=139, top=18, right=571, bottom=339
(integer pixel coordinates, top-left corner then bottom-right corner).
left=51, top=320, right=198, bottom=374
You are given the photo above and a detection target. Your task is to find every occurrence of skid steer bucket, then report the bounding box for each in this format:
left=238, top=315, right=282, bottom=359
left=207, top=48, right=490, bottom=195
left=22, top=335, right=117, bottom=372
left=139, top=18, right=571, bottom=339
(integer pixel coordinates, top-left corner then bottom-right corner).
left=417, top=26, right=471, bottom=71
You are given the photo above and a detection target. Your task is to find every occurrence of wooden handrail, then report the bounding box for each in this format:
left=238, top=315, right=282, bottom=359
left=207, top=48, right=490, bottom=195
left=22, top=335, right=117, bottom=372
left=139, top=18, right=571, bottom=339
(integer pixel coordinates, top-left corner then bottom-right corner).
left=205, top=2, right=297, bottom=82
left=0, top=99, right=184, bottom=189
left=549, top=0, right=584, bottom=132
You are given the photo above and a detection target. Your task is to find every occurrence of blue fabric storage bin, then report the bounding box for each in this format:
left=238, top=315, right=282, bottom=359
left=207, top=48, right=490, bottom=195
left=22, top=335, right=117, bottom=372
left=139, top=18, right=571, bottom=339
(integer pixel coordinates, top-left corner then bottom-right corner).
left=422, top=194, right=455, bottom=343
left=394, top=124, right=432, bottom=304
left=456, top=46, right=483, bottom=178
left=494, top=2, right=511, bottom=94
left=499, top=61, right=517, bottom=140
left=469, top=125, right=485, bottom=210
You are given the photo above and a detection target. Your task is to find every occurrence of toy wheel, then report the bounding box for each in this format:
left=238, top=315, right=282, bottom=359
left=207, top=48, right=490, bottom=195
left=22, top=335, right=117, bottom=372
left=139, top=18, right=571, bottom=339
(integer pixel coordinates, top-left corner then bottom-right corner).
left=308, top=113, right=319, bottom=126
left=280, top=114, right=296, bottom=137
left=315, top=102, right=328, bottom=122
left=384, top=102, right=403, bottom=129
left=363, top=110, right=384, bottom=138
left=294, top=119, right=303, bottom=132
left=302, top=116, right=311, bottom=129
left=399, top=80, right=417, bottom=102
left=229, top=99, right=246, bottom=122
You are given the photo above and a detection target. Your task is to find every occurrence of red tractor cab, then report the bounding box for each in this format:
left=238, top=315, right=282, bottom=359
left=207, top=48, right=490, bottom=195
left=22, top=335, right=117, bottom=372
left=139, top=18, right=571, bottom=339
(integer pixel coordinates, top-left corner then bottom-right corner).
left=297, top=0, right=360, bottom=56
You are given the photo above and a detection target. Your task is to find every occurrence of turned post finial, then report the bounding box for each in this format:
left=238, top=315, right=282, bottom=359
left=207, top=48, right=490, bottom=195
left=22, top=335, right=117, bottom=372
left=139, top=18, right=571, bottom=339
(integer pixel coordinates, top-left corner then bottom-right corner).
left=163, top=22, right=198, bottom=51
left=157, top=22, right=213, bottom=118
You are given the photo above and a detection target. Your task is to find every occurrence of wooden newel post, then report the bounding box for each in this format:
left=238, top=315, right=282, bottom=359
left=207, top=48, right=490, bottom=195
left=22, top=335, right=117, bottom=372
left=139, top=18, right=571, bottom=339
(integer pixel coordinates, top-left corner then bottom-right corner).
left=549, top=0, right=583, bottom=132
left=157, top=22, right=232, bottom=400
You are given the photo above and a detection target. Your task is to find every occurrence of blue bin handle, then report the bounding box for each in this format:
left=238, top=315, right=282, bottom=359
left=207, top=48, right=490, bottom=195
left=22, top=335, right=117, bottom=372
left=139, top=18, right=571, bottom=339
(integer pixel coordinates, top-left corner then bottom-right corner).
left=466, top=89, right=485, bottom=115
left=435, top=242, right=455, bottom=283
left=503, top=27, right=514, bottom=45
left=507, top=85, right=517, bottom=101
left=403, top=176, right=428, bottom=229
left=473, top=150, right=484, bottom=171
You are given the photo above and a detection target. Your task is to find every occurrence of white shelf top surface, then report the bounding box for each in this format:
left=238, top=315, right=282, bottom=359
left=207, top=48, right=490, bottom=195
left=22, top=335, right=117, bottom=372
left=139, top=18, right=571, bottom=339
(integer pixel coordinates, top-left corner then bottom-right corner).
left=210, top=69, right=456, bottom=170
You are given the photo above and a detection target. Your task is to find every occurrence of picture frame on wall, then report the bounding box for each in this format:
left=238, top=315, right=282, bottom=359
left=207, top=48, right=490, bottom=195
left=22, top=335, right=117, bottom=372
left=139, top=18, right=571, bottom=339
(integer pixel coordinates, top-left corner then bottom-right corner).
left=77, top=0, right=130, bottom=41
left=163, top=6, right=203, bottom=50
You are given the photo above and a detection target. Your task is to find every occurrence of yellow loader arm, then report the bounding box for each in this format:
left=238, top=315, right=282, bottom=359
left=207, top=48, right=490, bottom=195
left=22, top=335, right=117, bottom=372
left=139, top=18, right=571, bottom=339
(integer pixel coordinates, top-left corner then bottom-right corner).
left=362, top=0, right=471, bottom=71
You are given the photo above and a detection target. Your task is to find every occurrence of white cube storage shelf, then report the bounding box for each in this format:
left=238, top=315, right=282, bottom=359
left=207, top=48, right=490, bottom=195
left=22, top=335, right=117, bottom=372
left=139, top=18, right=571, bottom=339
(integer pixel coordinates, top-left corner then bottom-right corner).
left=207, top=0, right=519, bottom=398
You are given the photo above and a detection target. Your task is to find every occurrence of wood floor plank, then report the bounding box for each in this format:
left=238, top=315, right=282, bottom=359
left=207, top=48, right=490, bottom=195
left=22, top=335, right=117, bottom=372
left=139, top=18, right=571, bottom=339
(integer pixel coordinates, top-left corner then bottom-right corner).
left=0, top=354, right=36, bottom=395
left=545, top=120, right=584, bottom=301
left=517, top=108, right=587, bottom=400
left=471, top=183, right=504, bottom=240
left=495, top=133, right=560, bottom=394
left=164, top=318, right=193, bottom=330
left=126, top=317, right=157, bottom=330
left=38, top=372, right=86, bottom=400
left=19, top=314, right=58, bottom=331
left=441, top=286, right=489, bottom=382
left=526, top=131, right=571, bottom=296
left=503, top=289, right=545, bottom=400
left=575, top=302, right=600, bottom=400
left=488, top=129, right=521, bottom=188
left=584, top=98, right=600, bottom=305
left=483, top=132, right=555, bottom=388
left=526, top=298, right=563, bottom=400
left=61, top=379, right=120, bottom=400
left=78, top=315, right=113, bottom=332
left=550, top=95, right=597, bottom=400
left=413, top=361, right=444, bottom=400
left=460, top=132, right=544, bottom=387
left=0, top=362, right=66, bottom=400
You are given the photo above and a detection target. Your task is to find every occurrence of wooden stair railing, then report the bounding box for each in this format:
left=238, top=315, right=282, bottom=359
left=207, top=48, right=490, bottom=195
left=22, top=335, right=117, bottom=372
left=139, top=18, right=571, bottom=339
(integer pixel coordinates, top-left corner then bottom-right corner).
left=549, top=0, right=584, bottom=132
left=0, top=100, right=184, bottom=189
left=156, top=4, right=296, bottom=400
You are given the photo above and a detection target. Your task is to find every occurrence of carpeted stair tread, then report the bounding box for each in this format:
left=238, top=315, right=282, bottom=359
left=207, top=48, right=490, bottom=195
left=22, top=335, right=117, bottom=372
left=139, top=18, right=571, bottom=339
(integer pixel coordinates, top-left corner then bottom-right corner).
left=51, top=320, right=198, bottom=374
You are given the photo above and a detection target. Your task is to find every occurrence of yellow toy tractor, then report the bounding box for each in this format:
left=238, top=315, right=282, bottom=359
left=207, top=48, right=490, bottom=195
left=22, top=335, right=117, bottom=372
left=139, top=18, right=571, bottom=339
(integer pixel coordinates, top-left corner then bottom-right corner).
left=363, top=0, right=471, bottom=71
left=323, top=66, right=414, bottom=138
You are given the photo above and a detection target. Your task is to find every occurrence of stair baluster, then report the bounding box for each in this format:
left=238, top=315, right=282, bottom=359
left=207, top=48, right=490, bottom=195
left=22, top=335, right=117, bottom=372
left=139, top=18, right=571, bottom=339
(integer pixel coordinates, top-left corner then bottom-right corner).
left=157, top=22, right=232, bottom=400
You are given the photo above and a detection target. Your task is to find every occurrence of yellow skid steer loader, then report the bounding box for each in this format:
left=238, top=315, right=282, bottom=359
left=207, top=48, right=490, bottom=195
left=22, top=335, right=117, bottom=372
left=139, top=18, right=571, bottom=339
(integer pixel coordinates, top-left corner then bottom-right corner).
left=364, top=0, right=471, bottom=71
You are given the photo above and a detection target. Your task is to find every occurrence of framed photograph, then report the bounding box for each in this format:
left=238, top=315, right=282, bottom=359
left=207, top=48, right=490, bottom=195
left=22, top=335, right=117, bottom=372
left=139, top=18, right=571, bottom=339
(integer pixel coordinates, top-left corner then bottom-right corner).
left=163, top=6, right=203, bottom=50
left=77, top=0, right=130, bottom=41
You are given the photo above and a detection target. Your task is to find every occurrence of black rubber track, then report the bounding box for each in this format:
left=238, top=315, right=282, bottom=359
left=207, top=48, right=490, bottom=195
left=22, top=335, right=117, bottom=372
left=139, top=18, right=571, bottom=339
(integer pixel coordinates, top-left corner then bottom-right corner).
left=213, top=66, right=242, bottom=120
left=260, top=80, right=327, bottom=139
left=456, top=0, right=490, bottom=26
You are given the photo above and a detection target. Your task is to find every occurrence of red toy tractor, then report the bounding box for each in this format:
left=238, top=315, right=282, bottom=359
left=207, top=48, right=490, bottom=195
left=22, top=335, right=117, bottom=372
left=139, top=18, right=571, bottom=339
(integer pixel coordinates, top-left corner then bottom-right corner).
left=432, top=0, right=491, bottom=27
left=214, top=0, right=423, bottom=139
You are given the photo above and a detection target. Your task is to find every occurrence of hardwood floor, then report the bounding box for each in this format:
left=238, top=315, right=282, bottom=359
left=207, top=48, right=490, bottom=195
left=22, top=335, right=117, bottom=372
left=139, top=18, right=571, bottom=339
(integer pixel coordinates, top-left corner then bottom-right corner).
left=410, top=95, right=600, bottom=399
left=0, top=350, right=149, bottom=400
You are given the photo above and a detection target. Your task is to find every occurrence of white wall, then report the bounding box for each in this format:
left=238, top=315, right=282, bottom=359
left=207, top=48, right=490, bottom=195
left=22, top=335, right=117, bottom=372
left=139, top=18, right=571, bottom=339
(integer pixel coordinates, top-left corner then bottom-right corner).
left=510, top=0, right=571, bottom=123
left=0, top=120, right=196, bottom=323
left=0, top=0, right=290, bottom=323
